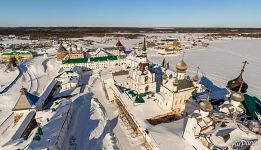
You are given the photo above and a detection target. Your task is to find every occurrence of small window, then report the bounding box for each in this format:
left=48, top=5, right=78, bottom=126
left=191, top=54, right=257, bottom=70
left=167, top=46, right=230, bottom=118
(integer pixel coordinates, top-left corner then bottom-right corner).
left=145, top=76, right=148, bottom=82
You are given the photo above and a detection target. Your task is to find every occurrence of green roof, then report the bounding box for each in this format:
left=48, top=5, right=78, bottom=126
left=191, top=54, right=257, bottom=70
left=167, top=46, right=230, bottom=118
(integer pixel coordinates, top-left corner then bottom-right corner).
left=135, top=95, right=145, bottom=103
left=128, top=90, right=138, bottom=97
left=126, top=89, right=151, bottom=103
left=139, top=91, right=151, bottom=97
left=62, top=58, right=88, bottom=64
left=62, top=55, right=118, bottom=64
left=243, top=94, right=261, bottom=119
left=3, top=51, right=31, bottom=56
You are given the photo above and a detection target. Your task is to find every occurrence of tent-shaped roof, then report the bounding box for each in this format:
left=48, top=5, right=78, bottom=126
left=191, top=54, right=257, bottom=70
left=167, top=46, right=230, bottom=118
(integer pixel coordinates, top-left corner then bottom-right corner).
left=12, top=88, right=39, bottom=111
left=116, top=40, right=123, bottom=47
left=57, top=44, right=68, bottom=53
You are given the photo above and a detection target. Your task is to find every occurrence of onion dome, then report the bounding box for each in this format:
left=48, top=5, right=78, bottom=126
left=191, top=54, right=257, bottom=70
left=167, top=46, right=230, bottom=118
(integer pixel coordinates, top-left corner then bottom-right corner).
left=173, top=78, right=179, bottom=86
left=199, top=100, right=213, bottom=112
left=116, top=40, right=123, bottom=47
left=230, top=92, right=244, bottom=102
left=176, top=52, right=187, bottom=72
left=176, top=59, right=188, bottom=71
left=193, top=74, right=199, bottom=82
left=230, top=82, right=244, bottom=102
left=227, top=61, right=248, bottom=93
left=193, top=67, right=200, bottom=82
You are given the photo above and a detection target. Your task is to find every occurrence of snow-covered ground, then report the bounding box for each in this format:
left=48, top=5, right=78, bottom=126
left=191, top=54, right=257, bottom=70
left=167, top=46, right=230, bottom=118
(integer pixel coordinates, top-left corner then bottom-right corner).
left=0, top=65, right=20, bottom=93
left=0, top=48, right=60, bottom=128
left=0, top=49, right=59, bottom=106
left=93, top=35, right=261, bottom=98
left=0, top=34, right=261, bottom=150
left=147, top=38, right=261, bottom=98
left=0, top=38, right=32, bottom=45
left=62, top=71, right=139, bottom=150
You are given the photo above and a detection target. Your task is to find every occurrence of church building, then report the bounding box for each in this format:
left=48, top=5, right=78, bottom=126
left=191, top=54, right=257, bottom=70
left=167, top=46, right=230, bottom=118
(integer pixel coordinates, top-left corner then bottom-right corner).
left=131, top=38, right=156, bottom=94
left=155, top=53, right=199, bottom=113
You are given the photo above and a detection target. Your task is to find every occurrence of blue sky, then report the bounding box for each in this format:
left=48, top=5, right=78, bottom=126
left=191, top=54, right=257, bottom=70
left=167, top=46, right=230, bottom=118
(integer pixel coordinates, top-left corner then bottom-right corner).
left=0, top=0, right=261, bottom=27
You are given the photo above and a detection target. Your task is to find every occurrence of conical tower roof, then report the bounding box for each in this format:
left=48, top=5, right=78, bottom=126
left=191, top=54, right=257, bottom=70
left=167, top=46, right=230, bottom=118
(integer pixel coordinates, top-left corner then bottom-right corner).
left=142, top=37, right=147, bottom=52
left=138, top=38, right=150, bottom=74
left=199, top=100, right=213, bottom=112
left=116, top=40, right=123, bottom=47
left=57, top=44, right=68, bottom=53
left=162, top=58, right=166, bottom=67
left=166, top=62, right=170, bottom=70
left=12, top=88, right=39, bottom=111
left=193, top=67, right=200, bottom=82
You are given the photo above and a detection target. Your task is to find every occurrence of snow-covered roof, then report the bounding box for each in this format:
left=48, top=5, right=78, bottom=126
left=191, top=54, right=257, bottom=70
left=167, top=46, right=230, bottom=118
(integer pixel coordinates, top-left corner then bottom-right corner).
left=53, top=87, right=80, bottom=99
left=11, top=111, right=36, bottom=140
left=29, top=98, right=72, bottom=150
left=113, top=74, right=131, bottom=83
left=210, top=124, right=259, bottom=149
left=36, top=79, right=58, bottom=110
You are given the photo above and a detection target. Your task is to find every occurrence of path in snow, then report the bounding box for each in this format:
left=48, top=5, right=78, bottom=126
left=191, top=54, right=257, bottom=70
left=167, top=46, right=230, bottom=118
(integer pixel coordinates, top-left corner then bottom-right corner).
left=91, top=75, right=141, bottom=150
left=63, top=71, right=138, bottom=150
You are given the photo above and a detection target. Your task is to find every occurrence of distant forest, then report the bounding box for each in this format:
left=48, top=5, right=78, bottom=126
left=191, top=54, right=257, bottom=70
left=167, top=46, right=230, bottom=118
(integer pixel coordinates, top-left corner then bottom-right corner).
left=0, top=27, right=261, bottom=39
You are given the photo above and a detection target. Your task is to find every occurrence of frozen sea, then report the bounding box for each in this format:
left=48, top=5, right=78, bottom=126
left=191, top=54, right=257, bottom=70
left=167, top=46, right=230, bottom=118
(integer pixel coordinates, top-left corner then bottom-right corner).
left=148, top=38, right=261, bottom=98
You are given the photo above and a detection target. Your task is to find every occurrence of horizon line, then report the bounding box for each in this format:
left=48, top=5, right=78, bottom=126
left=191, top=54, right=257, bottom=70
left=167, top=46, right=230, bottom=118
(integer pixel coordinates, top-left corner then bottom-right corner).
left=0, top=26, right=261, bottom=29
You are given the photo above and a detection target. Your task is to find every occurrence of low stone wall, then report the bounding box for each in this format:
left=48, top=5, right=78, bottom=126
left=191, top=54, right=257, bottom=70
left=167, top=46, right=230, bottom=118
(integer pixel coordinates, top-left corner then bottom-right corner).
left=111, top=88, right=155, bottom=150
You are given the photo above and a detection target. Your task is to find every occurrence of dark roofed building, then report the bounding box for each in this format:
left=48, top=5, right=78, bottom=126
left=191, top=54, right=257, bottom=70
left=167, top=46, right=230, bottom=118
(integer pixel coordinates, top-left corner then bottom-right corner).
left=115, top=39, right=125, bottom=51
left=56, top=44, right=68, bottom=61
left=177, top=79, right=194, bottom=91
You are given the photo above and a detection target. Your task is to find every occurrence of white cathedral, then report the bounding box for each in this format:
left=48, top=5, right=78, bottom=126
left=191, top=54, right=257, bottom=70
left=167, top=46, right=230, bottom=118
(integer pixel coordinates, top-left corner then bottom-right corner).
left=155, top=53, right=201, bottom=113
